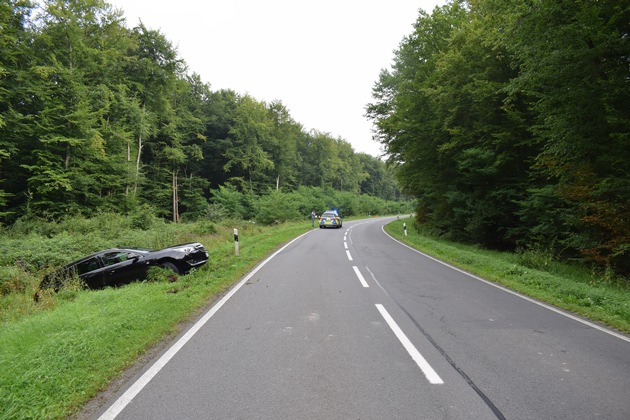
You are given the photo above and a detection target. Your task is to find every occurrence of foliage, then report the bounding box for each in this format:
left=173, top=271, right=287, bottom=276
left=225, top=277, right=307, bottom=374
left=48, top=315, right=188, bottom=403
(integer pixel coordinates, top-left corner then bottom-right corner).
left=0, top=193, right=409, bottom=297
left=209, top=184, right=251, bottom=220
left=367, top=0, right=630, bottom=275
left=206, top=185, right=412, bottom=224
left=0, top=265, right=31, bottom=296
left=254, top=189, right=301, bottom=225
left=145, top=265, right=178, bottom=283
left=0, top=0, right=404, bottom=228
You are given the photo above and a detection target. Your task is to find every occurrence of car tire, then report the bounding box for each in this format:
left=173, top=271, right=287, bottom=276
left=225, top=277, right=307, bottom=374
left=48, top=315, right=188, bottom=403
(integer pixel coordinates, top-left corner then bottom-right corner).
left=159, top=261, right=181, bottom=274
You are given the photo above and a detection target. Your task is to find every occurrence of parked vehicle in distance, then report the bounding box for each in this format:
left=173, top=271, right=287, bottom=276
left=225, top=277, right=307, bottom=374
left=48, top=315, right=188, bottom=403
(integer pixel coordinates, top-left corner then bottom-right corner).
left=319, top=210, right=342, bottom=229
left=38, top=243, right=209, bottom=292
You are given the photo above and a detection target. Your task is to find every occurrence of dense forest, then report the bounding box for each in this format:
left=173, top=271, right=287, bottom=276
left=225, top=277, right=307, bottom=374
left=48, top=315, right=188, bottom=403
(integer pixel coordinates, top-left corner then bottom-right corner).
left=0, top=0, right=403, bottom=225
left=2, top=0, right=628, bottom=276
left=367, top=0, right=629, bottom=274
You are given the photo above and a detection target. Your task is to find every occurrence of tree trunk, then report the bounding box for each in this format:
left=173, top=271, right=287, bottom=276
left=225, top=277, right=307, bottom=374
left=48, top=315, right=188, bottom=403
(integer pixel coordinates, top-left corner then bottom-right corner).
left=134, top=105, right=146, bottom=195
left=172, top=169, right=179, bottom=223
left=64, top=143, right=70, bottom=170
left=249, top=167, right=253, bottom=192
left=125, top=141, right=131, bottom=196
left=134, top=134, right=142, bottom=195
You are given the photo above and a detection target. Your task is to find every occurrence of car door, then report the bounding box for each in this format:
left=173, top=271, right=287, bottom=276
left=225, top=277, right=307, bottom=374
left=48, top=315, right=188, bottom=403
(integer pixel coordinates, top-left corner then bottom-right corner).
left=99, top=251, right=150, bottom=287
left=74, top=257, right=105, bottom=289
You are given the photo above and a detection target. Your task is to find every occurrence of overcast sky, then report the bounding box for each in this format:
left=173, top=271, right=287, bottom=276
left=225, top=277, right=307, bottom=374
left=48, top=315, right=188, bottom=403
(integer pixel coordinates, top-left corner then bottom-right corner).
left=106, top=0, right=446, bottom=157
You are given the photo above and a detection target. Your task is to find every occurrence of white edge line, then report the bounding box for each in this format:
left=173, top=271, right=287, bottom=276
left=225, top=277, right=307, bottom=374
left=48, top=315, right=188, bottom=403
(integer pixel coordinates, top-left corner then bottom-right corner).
left=381, top=226, right=630, bottom=344
left=98, top=230, right=314, bottom=420
left=346, top=250, right=353, bottom=261
left=352, top=266, right=369, bottom=288
left=376, top=304, right=443, bottom=384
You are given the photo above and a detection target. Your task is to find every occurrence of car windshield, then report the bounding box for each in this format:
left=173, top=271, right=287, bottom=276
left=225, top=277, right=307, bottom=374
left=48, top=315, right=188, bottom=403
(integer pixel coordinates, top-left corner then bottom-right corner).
left=322, top=212, right=337, bottom=217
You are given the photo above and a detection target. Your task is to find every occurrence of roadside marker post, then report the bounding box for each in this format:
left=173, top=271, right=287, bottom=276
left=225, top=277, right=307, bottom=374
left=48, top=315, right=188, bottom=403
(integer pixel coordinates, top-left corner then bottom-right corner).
left=403, top=222, right=407, bottom=236
left=234, top=228, right=239, bottom=256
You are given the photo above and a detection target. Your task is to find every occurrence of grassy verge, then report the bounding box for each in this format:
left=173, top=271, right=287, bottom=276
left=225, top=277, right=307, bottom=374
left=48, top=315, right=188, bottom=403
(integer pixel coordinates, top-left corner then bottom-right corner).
left=385, top=218, right=630, bottom=335
left=0, top=220, right=312, bottom=419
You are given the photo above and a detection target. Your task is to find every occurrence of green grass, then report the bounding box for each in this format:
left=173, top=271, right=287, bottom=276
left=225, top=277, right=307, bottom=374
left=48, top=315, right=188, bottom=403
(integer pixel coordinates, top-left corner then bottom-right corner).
left=0, top=220, right=311, bottom=419
left=385, top=218, right=630, bottom=335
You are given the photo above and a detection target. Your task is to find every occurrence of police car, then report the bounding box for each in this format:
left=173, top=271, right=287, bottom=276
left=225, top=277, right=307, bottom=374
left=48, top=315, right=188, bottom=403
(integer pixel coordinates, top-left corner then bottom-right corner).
left=319, top=210, right=342, bottom=229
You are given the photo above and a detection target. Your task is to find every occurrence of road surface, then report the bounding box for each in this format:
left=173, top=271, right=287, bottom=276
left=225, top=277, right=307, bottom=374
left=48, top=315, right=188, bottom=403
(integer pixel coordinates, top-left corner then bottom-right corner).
left=92, top=217, right=630, bottom=419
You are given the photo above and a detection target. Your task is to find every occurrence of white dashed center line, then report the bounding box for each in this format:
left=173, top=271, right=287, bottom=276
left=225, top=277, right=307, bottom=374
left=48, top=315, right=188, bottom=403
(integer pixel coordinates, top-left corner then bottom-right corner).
left=352, top=266, right=369, bottom=288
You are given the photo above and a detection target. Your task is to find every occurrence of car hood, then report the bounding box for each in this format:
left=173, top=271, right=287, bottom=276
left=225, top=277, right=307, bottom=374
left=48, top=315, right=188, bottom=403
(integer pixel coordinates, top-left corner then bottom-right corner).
left=159, top=243, right=205, bottom=253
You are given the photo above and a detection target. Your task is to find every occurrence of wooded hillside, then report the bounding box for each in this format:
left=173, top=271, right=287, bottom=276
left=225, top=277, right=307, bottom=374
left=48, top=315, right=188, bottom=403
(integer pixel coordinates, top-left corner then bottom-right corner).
left=367, top=0, right=629, bottom=274
left=0, top=0, right=401, bottom=225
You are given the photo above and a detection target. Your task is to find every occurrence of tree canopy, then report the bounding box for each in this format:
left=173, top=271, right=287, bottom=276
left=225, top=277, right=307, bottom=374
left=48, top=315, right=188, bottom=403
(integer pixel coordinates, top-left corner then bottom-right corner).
left=0, top=0, right=401, bottom=224
left=367, top=0, right=630, bottom=274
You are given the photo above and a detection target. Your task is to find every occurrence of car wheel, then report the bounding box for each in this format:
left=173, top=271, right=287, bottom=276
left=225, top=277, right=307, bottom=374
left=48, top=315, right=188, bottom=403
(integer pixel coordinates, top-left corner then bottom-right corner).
left=159, top=261, right=181, bottom=274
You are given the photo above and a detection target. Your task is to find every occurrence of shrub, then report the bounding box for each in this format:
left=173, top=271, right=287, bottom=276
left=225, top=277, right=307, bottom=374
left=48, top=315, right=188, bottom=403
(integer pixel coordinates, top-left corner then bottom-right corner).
left=210, top=185, right=249, bottom=219
left=146, top=266, right=179, bottom=283
left=0, top=266, right=32, bottom=296
left=195, top=221, right=218, bottom=235
left=131, top=205, right=159, bottom=230
left=291, top=186, right=328, bottom=216
left=204, top=203, right=230, bottom=221
left=254, top=190, right=301, bottom=225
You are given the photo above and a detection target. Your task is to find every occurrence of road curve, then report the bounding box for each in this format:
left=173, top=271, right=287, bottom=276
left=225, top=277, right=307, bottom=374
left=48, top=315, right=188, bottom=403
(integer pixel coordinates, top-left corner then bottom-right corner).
left=92, top=216, right=630, bottom=420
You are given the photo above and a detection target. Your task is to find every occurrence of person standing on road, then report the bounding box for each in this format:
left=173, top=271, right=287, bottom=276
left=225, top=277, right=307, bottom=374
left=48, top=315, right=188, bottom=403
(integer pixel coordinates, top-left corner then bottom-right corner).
left=311, top=210, right=317, bottom=228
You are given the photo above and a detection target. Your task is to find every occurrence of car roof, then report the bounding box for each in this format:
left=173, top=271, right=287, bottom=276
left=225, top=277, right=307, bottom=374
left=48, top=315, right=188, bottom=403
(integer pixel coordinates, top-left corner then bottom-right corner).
left=67, top=248, right=149, bottom=264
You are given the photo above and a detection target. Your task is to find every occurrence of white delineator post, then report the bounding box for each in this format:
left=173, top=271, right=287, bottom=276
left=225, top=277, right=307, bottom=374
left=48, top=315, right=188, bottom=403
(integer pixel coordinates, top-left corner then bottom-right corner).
left=234, top=228, right=239, bottom=256
left=403, top=222, right=407, bottom=236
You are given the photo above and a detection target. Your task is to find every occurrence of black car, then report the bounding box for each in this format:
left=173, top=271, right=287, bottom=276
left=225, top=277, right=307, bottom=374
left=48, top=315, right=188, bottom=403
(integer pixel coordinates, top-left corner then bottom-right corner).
left=39, top=243, right=209, bottom=291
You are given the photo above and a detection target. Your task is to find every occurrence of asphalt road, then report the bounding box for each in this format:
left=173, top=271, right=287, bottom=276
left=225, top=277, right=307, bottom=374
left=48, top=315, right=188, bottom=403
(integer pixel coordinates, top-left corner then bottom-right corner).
left=93, top=217, right=630, bottom=420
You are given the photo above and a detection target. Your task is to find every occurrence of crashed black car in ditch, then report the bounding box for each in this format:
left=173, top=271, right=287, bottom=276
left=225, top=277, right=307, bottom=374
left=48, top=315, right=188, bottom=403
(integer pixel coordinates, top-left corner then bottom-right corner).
left=38, top=243, right=209, bottom=291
